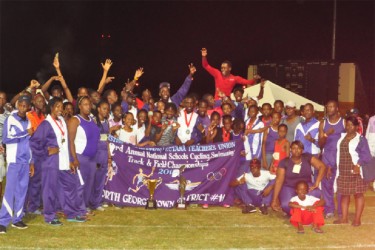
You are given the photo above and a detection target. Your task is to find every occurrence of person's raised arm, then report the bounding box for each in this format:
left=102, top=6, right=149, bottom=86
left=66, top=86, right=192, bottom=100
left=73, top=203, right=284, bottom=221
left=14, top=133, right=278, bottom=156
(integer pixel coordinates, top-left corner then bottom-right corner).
left=171, top=64, right=196, bottom=106
left=53, top=53, right=62, bottom=76
left=57, top=76, right=73, bottom=103
left=257, top=79, right=266, bottom=100
left=201, top=48, right=220, bottom=77
left=41, top=76, right=59, bottom=100
left=10, top=80, right=40, bottom=106
left=97, top=59, right=115, bottom=94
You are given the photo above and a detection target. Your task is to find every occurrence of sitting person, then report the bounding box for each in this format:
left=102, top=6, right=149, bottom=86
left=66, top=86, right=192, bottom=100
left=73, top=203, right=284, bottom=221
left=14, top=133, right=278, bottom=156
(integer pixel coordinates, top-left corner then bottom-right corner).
left=230, top=159, right=275, bottom=215
left=289, top=180, right=325, bottom=234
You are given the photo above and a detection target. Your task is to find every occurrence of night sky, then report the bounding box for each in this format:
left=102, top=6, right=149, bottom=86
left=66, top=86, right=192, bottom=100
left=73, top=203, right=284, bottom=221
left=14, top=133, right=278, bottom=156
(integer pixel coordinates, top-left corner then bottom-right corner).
left=0, top=1, right=374, bottom=110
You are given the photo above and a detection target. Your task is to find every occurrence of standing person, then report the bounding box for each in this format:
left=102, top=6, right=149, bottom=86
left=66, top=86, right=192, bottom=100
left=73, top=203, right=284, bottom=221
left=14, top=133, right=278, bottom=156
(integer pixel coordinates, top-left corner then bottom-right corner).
left=281, top=101, right=303, bottom=144
left=154, top=103, right=179, bottom=146
left=244, top=105, right=264, bottom=161
left=0, top=91, right=10, bottom=202
left=176, top=95, right=201, bottom=146
left=201, top=48, right=260, bottom=99
left=365, top=114, right=375, bottom=190
left=68, top=96, right=100, bottom=217
left=271, top=141, right=326, bottom=215
left=25, top=94, right=46, bottom=214
left=262, top=112, right=281, bottom=170
left=270, top=124, right=290, bottom=174
left=334, top=116, right=372, bottom=226
left=30, top=97, right=85, bottom=225
left=0, top=96, right=34, bottom=233
left=318, top=100, right=346, bottom=219
left=91, top=101, right=112, bottom=211
left=196, top=100, right=211, bottom=143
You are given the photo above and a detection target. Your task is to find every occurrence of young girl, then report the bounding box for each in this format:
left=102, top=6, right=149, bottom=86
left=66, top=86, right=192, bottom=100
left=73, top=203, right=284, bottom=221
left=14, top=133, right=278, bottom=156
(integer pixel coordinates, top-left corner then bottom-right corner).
left=109, top=103, right=123, bottom=128
left=116, top=112, right=138, bottom=145
left=206, top=111, right=221, bottom=144
left=270, top=124, right=290, bottom=174
left=289, top=181, right=325, bottom=234
left=262, top=112, right=281, bottom=170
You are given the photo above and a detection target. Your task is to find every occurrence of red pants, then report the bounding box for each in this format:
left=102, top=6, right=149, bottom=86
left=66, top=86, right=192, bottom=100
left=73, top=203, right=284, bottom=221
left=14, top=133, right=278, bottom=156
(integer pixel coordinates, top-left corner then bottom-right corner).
left=290, top=201, right=325, bottom=227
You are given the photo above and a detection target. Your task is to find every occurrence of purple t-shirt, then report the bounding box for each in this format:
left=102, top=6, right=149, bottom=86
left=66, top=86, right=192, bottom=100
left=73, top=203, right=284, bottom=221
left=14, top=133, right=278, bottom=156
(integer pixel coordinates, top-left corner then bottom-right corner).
left=278, top=153, right=313, bottom=188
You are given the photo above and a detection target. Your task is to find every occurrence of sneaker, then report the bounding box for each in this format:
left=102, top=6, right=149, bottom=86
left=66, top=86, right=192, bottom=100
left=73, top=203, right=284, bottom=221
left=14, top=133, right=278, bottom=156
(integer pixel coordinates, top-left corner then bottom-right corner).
left=223, top=204, right=231, bottom=208
left=202, top=204, right=209, bottom=209
left=242, top=204, right=257, bottom=214
left=95, top=206, right=105, bottom=211
left=86, top=209, right=95, bottom=216
left=0, top=225, right=6, bottom=234
left=325, top=213, right=335, bottom=219
left=12, top=221, right=28, bottom=229
left=47, top=219, right=63, bottom=226
left=102, top=203, right=109, bottom=208
left=67, top=216, right=86, bottom=223
left=29, top=209, right=42, bottom=215
left=259, top=204, right=268, bottom=215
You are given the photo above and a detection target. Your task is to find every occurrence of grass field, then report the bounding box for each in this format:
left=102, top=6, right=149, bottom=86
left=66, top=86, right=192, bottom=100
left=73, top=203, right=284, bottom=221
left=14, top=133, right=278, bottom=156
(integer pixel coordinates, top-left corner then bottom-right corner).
left=1, top=190, right=375, bottom=249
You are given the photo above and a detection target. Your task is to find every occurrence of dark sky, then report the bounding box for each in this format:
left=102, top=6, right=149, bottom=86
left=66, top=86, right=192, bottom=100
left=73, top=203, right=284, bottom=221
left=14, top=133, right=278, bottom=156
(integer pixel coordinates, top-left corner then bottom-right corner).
left=0, top=1, right=374, bottom=109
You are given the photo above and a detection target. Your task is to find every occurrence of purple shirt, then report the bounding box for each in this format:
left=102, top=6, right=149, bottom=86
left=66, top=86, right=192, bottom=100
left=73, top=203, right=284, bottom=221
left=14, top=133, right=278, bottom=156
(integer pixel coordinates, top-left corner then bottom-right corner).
left=322, top=117, right=345, bottom=168
left=278, top=153, right=313, bottom=188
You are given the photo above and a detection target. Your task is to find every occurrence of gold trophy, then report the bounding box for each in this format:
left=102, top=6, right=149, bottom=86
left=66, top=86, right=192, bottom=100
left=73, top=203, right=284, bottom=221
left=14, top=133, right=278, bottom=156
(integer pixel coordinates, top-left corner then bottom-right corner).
left=144, top=177, right=161, bottom=209
left=177, top=165, right=187, bottom=209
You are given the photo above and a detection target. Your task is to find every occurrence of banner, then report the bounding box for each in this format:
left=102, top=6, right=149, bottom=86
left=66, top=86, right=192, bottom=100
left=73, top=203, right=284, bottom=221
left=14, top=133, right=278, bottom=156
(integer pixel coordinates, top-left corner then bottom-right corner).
left=103, top=136, right=242, bottom=208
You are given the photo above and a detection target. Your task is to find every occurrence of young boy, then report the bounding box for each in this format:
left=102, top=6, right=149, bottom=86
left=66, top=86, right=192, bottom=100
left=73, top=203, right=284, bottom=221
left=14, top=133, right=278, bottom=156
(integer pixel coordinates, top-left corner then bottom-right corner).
left=231, top=159, right=275, bottom=215
left=289, top=180, right=325, bottom=234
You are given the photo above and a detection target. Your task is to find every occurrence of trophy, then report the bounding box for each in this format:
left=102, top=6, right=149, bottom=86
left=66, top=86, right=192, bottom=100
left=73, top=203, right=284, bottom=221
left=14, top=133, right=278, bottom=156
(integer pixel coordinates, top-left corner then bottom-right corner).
left=177, top=165, right=187, bottom=209
left=144, top=178, right=161, bottom=210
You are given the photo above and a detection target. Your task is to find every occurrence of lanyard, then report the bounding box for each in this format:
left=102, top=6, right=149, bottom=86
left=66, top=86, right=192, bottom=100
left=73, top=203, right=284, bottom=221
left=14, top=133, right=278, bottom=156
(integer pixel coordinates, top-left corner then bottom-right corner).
left=184, top=110, right=194, bottom=128
left=52, top=117, right=65, bottom=137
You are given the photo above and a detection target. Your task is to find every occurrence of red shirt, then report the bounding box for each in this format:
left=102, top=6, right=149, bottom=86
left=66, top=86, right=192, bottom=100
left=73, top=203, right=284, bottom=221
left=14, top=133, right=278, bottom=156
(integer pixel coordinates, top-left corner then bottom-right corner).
left=202, top=57, right=255, bottom=99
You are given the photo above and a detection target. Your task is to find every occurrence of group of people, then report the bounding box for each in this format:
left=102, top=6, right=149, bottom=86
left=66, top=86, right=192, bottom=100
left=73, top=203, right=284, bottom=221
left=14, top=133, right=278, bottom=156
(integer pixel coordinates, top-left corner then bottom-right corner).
left=0, top=48, right=373, bottom=235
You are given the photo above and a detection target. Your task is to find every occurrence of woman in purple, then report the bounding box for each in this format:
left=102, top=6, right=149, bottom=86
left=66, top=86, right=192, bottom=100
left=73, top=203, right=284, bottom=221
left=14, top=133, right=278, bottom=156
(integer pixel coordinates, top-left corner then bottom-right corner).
left=334, top=116, right=371, bottom=226
left=30, top=97, right=85, bottom=225
left=68, top=96, right=100, bottom=216
left=262, top=112, right=281, bottom=170
left=91, top=100, right=111, bottom=211
left=271, top=141, right=326, bottom=215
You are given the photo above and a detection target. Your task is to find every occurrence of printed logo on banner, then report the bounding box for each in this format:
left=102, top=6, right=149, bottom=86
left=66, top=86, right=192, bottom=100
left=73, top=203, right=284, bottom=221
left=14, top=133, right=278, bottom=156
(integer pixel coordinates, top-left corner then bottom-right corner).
left=104, top=135, right=242, bottom=208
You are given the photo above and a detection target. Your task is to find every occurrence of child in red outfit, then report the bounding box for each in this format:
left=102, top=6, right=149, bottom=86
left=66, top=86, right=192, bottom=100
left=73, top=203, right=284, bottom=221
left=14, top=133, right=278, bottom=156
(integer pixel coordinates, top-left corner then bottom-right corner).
left=289, top=181, right=325, bottom=234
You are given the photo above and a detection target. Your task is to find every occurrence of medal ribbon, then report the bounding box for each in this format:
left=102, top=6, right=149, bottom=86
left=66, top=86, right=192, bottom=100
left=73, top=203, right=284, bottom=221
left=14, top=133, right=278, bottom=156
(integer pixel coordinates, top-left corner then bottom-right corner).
left=52, top=117, right=65, bottom=138
left=184, top=110, right=194, bottom=128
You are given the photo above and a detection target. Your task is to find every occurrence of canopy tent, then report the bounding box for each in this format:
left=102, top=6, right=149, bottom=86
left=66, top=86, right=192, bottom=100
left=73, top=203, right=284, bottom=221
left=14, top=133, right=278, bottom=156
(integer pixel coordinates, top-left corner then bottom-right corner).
left=231, top=81, right=325, bottom=112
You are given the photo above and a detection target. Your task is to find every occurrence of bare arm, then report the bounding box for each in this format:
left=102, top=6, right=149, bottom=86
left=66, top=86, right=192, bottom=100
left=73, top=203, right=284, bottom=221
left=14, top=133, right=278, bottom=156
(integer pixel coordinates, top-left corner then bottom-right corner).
left=310, top=156, right=326, bottom=190
left=97, top=59, right=114, bottom=94
left=68, top=117, right=80, bottom=169
left=58, top=76, right=74, bottom=103
left=41, top=76, right=59, bottom=100
left=261, top=128, right=269, bottom=169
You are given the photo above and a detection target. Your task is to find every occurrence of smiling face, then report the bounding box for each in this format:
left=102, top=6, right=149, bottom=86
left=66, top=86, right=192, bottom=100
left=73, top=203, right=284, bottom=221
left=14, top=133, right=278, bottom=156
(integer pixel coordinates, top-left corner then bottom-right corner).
left=123, top=113, right=135, bottom=127
left=210, top=113, right=221, bottom=126
left=33, top=95, right=46, bottom=111
left=345, top=119, right=358, bottom=135
left=290, top=143, right=303, bottom=158
left=296, top=182, right=308, bottom=200
left=184, top=97, right=194, bottom=113
left=221, top=62, right=231, bottom=77
left=51, top=101, right=64, bottom=118
left=159, top=87, right=170, bottom=102
left=198, top=101, right=208, bottom=117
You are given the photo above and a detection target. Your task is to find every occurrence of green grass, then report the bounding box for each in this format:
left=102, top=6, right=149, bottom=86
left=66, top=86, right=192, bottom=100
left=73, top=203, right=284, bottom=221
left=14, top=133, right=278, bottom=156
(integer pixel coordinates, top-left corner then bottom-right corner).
left=1, top=188, right=375, bottom=249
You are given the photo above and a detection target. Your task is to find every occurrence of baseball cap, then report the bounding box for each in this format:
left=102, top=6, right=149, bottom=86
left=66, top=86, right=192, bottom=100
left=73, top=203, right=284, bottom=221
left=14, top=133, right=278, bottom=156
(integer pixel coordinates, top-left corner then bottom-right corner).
left=18, top=95, right=31, bottom=105
left=159, top=82, right=170, bottom=89
left=285, top=100, right=296, bottom=108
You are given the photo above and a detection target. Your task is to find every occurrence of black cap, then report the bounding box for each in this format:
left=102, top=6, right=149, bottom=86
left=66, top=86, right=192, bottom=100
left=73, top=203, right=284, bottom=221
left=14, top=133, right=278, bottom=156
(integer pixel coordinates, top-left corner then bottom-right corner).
left=18, top=95, right=31, bottom=105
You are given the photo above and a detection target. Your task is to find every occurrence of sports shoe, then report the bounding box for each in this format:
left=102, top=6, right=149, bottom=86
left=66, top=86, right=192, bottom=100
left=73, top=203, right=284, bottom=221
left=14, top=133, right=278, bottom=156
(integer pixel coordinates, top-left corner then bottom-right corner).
left=223, top=204, right=231, bottom=208
left=0, top=225, right=6, bottom=234
left=67, top=216, right=86, bottom=223
left=12, top=221, right=28, bottom=229
left=29, top=209, right=42, bottom=215
left=259, top=204, right=268, bottom=215
left=86, top=209, right=95, bottom=216
left=202, top=204, right=209, bottom=209
left=325, top=213, right=334, bottom=219
left=95, top=206, right=105, bottom=211
left=47, top=219, right=63, bottom=226
left=242, top=204, right=257, bottom=214
left=102, top=203, right=109, bottom=208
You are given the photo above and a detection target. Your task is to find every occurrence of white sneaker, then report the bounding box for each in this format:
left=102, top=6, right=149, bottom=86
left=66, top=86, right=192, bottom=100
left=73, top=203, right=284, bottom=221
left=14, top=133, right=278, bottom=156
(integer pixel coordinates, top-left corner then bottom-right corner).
left=96, top=206, right=105, bottom=211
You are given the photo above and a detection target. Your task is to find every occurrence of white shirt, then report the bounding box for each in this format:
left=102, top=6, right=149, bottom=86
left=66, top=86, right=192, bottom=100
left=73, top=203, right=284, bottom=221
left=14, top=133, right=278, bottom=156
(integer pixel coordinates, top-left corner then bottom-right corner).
left=238, top=170, right=275, bottom=191
left=290, top=195, right=319, bottom=210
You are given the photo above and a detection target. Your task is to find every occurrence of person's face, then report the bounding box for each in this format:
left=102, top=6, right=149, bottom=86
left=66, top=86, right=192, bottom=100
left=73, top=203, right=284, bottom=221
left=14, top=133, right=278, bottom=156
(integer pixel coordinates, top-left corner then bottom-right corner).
left=296, top=183, right=308, bottom=200
left=77, top=88, right=88, bottom=98
left=205, top=95, right=215, bottom=107
left=345, top=120, right=357, bottom=134
left=142, top=90, right=151, bottom=103
left=165, top=108, right=176, bottom=120
left=248, top=99, right=257, bottom=107
left=222, top=104, right=232, bottom=115
left=33, top=95, right=45, bottom=111
left=198, top=102, right=208, bottom=117
left=223, top=118, right=232, bottom=131
left=233, top=122, right=245, bottom=134
left=52, top=89, right=63, bottom=98
left=303, top=105, right=314, bottom=120
left=184, top=98, right=194, bottom=113
left=285, top=106, right=296, bottom=116
left=79, top=98, right=91, bottom=116
left=123, top=114, right=134, bottom=127
left=51, top=101, right=63, bottom=118
left=0, top=93, right=7, bottom=108
left=98, top=103, right=110, bottom=119
left=113, top=106, right=123, bottom=119
left=234, top=91, right=243, bottom=102
left=221, top=63, right=231, bottom=77
left=110, top=91, right=118, bottom=104
left=90, top=92, right=101, bottom=105
left=250, top=164, right=261, bottom=177
left=153, top=112, right=162, bottom=124
left=271, top=113, right=281, bottom=126
left=262, top=105, right=272, bottom=117
left=157, top=101, right=165, bottom=113
left=278, top=126, right=287, bottom=138
left=17, top=101, right=30, bottom=117
left=290, top=143, right=303, bottom=158
left=326, top=101, right=338, bottom=116
left=137, top=112, right=147, bottom=125
left=248, top=107, right=258, bottom=118
left=64, top=104, right=74, bottom=117
left=127, top=96, right=136, bottom=106
left=159, top=87, right=170, bottom=101
left=274, top=102, right=284, bottom=113
left=211, top=114, right=220, bottom=126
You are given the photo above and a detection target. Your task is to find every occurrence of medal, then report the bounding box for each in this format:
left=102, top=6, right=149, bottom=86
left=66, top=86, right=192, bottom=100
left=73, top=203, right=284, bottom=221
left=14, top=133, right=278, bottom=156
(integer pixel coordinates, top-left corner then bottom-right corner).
left=62, top=138, right=65, bottom=144
left=186, top=129, right=190, bottom=134
left=184, top=110, right=194, bottom=135
left=52, top=116, right=66, bottom=145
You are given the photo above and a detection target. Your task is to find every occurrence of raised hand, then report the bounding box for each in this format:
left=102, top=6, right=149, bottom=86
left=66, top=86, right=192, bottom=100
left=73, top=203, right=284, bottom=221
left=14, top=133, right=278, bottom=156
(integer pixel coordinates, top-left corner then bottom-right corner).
left=188, top=63, right=196, bottom=76
left=201, top=48, right=207, bottom=57
left=29, top=80, right=40, bottom=89
left=101, top=59, right=113, bottom=72
left=53, top=54, right=60, bottom=69
left=105, top=76, right=115, bottom=85
left=134, top=67, right=144, bottom=79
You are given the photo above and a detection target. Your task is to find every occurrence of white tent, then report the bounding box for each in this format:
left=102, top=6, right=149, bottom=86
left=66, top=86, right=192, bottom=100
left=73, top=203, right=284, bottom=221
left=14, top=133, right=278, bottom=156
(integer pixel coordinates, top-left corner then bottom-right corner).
left=231, top=81, right=325, bottom=112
